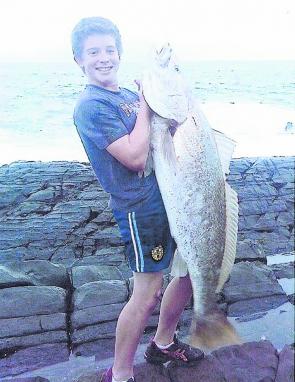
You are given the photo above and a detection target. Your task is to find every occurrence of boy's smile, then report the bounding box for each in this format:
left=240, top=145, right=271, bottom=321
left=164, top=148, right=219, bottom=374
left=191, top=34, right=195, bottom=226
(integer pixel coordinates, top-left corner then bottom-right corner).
left=78, top=34, right=120, bottom=91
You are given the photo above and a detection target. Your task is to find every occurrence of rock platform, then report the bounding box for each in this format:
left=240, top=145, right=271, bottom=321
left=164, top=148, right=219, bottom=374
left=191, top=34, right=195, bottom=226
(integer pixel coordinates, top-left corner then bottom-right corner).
left=0, top=157, right=294, bottom=381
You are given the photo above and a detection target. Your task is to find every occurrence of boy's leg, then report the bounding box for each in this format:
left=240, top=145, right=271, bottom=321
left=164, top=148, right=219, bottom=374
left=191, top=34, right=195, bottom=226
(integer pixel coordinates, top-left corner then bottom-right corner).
left=112, top=271, right=163, bottom=381
left=153, top=273, right=192, bottom=345
left=144, top=272, right=204, bottom=366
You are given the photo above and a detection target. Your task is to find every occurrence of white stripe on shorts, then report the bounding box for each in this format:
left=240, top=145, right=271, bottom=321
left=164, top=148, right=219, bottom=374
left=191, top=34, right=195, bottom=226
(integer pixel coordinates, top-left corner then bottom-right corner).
left=128, top=212, right=140, bottom=272
left=131, top=212, right=144, bottom=272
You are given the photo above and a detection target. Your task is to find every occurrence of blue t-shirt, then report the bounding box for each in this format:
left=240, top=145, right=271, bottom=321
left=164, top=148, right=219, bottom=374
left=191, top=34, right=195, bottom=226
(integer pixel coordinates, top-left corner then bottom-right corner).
left=73, top=84, right=157, bottom=211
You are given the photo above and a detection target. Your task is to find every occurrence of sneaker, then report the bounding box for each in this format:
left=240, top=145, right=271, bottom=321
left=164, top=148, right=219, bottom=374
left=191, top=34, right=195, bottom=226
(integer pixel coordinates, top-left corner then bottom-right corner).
left=144, top=334, right=204, bottom=366
left=100, top=367, right=136, bottom=382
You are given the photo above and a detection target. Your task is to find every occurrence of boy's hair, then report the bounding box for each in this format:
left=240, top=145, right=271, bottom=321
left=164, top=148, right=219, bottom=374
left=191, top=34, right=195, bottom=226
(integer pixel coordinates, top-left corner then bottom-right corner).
left=71, top=17, right=122, bottom=59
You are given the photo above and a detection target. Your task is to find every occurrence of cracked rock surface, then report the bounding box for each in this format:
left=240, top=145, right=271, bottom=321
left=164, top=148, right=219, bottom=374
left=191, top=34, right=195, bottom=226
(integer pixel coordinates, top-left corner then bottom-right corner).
left=0, top=157, right=294, bottom=380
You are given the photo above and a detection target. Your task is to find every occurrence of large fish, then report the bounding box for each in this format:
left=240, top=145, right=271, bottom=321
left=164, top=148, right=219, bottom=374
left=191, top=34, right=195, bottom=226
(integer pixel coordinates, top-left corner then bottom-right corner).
left=142, top=44, right=241, bottom=351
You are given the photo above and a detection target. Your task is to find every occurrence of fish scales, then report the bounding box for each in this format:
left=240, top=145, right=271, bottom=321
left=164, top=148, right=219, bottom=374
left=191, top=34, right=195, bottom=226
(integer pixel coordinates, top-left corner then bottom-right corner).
left=142, top=43, right=241, bottom=350
left=151, top=111, right=226, bottom=312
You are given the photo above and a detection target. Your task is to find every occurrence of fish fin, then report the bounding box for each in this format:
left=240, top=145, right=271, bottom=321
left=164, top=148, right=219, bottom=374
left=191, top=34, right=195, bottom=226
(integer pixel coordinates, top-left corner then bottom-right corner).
left=192, top=99, right=236, bottom=176
left=216, top=182, right=239, bottom=292
left=170, top=248, right=188, bottom=277
left=162, top=129, right=178, bottom=169
left=138, top=149, right=154, bottom=178
left=190, top=311, right=242, bottom=352
left=212, top=129, right=236, bottom=176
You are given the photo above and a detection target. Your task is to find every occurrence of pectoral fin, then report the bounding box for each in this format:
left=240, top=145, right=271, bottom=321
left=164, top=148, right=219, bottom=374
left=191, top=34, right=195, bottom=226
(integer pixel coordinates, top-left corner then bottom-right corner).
left=162, top=128, right=178, bottom=169
left=138, top=149, right=154, bottom=178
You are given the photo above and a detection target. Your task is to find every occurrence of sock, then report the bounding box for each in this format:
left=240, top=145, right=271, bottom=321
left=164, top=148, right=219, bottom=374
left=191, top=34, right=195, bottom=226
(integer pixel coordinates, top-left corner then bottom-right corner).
left=112, top=376, right=134, bottom=382
left=155, top=340, right=174, bottom=349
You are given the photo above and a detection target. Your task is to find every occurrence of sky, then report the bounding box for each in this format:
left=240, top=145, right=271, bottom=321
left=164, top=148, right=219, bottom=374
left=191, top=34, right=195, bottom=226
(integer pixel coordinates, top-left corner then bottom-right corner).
left=1, top=0, right=295, bottom=63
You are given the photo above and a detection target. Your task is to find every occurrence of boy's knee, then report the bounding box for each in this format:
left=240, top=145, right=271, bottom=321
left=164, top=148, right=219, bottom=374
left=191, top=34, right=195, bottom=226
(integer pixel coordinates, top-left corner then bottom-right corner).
left=132, top=276, right=163, bottom=314
left=141, top=287, right=162, bottom=313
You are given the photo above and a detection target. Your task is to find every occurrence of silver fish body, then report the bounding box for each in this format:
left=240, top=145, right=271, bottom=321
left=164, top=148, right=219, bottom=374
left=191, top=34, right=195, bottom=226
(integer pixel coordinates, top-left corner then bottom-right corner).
left=142, top=44, right=241, bottom=350
left=152, top=113, right=226, bottom=313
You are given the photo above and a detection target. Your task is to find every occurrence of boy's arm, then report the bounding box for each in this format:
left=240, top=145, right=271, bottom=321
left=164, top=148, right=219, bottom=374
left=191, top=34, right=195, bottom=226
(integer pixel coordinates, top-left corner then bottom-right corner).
left=106, top=85, right=151, bottom=172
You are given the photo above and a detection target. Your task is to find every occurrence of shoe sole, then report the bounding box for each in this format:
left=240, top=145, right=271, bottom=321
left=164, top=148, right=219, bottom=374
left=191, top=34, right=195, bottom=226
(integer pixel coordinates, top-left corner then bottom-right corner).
left=144, top=352, right=166, bottom=365
left=144, top=352, right=203, bottom=367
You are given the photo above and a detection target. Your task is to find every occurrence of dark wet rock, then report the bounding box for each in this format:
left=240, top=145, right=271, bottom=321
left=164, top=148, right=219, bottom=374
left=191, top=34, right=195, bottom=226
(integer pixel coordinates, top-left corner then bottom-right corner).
left=0, top=286, right=67, bottom=319
left=246, top=231, right=293, bottom=255
left=228, top=294, right=288, bottom=316
left=223, top=261, right=285, bottom=303
left=228, top=302, right=294, bottom=350
left=0, top=312, right=66, bottom=338
left=74, top=337, right=115, bottom=358
left=278, top=182, right=295, bottom=197
left=276, top=210, right=294, bottom=225
left=72, top=303, right=125, bottom=329
left=238, top=198, right=288, bottom=216
left=275, top=345, right=295, bottom=381
left=211, top=340, right=278, bottom=381
left=0, top=265, right=32, bottom=288
left=73, top=281, right=128, bottom=310
left=254, top=212, right=282, bottom=230
left=169, top=354, right=225, bottom=381
left=0, top=285, right=68, bottom=353
left=71, top=281, right=128, bottom=347
left=27, top=187, right=57, bottom=202
left=0, top=331, right=68, bottom=353
left=0, top=343, right=69, bottom=378
left=0, top=158, right=294, bottom=378
left=0, top=162, right=118, bottom=265
left=237, top=184, right=278, bottom=201
left=117, top=263, right=133, bottom=280
left=7, top=378, right=50, bottom=382
left=72, top=247, right=125, bottom=267
left=171, top=341, right=278, bottom=382
left=85, top=340, right=278, bottom=382
left=0, top=158, right=294, bottom=265
left=97, top=363, right=170, bottom=382
left=0, top=260, right=69, bottom=289
left=134, top=363, right=171, bottom=382
left=236, top=239, right=266, bottom=261
left=71, top=265, right=124, bottom=288
left=91, top=226, right=122, bottom=247
left=71, top=340, right=294, bottom=382
left=238, top=212, right=261, bottom=230
left=271, top=262, right=294, bottom=279
left=74, top=373, right=100, bottom=382
left=72, top=321, right=117, bottom=344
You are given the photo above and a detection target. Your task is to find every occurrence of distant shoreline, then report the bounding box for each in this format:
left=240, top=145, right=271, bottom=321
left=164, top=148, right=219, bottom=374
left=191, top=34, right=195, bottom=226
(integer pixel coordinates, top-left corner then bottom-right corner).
left=1, top=101, right=294, bottom=166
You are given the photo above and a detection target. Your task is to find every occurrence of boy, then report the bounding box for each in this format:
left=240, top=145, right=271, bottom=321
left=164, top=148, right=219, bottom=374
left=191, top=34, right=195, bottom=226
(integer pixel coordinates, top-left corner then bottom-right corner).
left=71, top=17, right=203, bottom=382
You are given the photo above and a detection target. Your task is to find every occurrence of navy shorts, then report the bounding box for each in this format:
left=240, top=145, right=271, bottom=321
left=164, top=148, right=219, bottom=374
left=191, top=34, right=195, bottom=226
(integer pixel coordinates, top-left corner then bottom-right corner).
left=112, top=185, right=176, bottom=273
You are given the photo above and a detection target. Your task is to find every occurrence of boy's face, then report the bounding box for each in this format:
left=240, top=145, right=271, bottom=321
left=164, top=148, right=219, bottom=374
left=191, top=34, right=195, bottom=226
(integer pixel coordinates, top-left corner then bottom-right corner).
left=77, top=34, right=120, bottom=91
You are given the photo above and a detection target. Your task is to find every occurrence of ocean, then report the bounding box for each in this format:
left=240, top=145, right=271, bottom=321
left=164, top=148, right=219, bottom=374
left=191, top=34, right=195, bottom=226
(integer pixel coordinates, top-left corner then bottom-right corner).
left=0, top=60, right=294, bottom=164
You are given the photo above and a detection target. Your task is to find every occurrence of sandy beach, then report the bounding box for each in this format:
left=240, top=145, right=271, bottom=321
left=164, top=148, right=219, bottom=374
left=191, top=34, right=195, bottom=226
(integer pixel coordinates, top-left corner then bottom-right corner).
left=0, top=102, right=294, bottom=166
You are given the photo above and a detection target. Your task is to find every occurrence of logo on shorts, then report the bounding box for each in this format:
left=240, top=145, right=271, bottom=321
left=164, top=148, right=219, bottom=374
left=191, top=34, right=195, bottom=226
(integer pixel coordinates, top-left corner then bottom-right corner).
left=151, top=245, right=164, bottom=261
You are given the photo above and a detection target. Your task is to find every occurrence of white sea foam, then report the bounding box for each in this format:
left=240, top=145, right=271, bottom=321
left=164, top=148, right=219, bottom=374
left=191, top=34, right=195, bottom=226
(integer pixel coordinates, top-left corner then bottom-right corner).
left=1, top=102, right=294, bottom=166
left=0, top=61, right=294, bottom=165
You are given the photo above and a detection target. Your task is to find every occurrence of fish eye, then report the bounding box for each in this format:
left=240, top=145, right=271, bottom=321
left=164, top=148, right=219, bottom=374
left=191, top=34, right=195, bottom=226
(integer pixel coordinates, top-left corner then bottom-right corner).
left=174, top=65, right=180, bottom=72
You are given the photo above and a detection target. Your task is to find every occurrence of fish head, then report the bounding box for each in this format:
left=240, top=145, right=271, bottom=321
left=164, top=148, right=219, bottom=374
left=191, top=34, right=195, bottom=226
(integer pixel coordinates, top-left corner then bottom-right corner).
left=142, top=43, right=191, bottom=125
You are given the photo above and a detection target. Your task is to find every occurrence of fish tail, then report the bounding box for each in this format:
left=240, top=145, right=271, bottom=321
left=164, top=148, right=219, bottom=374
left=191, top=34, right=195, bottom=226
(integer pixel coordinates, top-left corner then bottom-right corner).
left=189, top=311, right=242, bottom=352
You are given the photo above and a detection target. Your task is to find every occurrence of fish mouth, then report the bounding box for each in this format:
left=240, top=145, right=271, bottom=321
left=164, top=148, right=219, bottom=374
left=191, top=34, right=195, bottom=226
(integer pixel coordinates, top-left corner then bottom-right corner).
left=157, top=43, right=172, bottom=67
